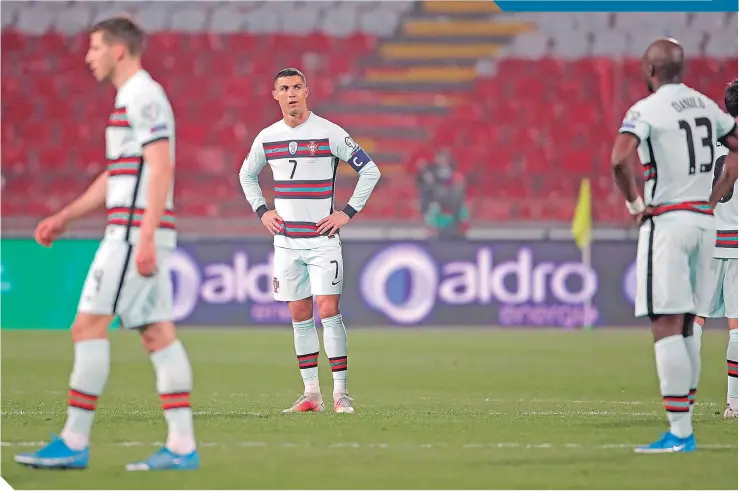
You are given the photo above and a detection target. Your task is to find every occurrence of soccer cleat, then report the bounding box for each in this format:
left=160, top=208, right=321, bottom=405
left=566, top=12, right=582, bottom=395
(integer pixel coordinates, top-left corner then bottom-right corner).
left=282, top=394, right=325, bottom=413
left=14, top=435, right=89, bottom=469
left=724, top=403, right=738, bottom=419
left=334, top=393, right=355, bottom=414
left=634, top=431, right=696, bottom=453
left=126, top=446, right=200, bottom=471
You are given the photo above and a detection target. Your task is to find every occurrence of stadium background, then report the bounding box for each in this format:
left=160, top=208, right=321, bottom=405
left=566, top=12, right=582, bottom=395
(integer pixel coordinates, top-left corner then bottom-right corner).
left=1, top=2, right=738, bottom=329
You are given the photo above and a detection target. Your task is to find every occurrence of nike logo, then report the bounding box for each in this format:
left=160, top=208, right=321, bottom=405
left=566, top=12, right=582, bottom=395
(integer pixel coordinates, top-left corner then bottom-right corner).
left=331, top=280, right=341, bottom=285
left=671, top=444, right=686, bottom=452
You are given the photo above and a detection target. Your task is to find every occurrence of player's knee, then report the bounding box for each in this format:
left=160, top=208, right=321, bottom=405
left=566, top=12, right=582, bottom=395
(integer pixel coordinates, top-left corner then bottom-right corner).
left=729, top=318, right=738, bottom=330
left=650, top=313, right=684, bottom=341
left=139, top=321, right=177, bottom=353
left=315, top=296, right=340, bottom=319
left=70, top=313, right=112, bottom=343
left=288, top=298, right=313, bottom=322
left=694, top=316, right=705, bottom=327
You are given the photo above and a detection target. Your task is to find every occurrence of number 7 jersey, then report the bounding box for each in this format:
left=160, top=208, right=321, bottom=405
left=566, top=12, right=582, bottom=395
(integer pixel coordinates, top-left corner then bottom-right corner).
left=239, top=112, right=381, bottom=250
left=619, top=83, right=737, bottom=223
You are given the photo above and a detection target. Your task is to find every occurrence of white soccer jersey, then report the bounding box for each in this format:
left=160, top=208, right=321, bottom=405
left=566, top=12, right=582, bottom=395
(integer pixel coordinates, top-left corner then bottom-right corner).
left=712, top=141, right=738, bottom=258
left=619, top=83, right=737, bottom=224
left=104, top=69, right=176, bottom=248
left=239, top=112, right=381, bottom=250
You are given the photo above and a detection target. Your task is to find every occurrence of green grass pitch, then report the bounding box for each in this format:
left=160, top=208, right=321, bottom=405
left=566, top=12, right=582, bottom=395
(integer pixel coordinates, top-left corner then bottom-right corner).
left=1, top=328, right=737, bottom=489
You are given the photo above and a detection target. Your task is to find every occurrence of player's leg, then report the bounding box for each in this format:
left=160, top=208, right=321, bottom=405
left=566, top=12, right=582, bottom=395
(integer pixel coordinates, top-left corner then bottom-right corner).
left=634, top=219, right=697, bottom=453
left=683, top=229, right=717, bottom=417
left=116, top=247, right=199, bottom=471
left=14, top=241, right=126, bottom=469
left=722, top=259, right=738, bottom=417
left=308, top=244, right=353, bottom=414
left=274, top=247, right=324, bottom=413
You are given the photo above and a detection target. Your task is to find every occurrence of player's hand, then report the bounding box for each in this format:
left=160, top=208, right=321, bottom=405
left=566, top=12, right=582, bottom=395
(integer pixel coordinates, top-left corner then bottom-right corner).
left=34, top=214, right=68, bottom=247
left=633, top=205, right=654, bottom=226
left=316, top=210, right=349, bottom=236
left=261, top=209, right=283, bottom=235
left=135, top=238, right=157, bottom=277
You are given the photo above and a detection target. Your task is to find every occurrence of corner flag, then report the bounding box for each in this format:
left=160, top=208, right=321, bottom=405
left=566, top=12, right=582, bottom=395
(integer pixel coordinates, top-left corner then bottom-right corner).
left=571, top=178, right=592, bottom=250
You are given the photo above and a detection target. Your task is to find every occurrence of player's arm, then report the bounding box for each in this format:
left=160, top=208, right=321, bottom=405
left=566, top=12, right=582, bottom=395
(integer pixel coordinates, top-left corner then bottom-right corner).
left=238, top=136, right=268, bottom=217
left=611, top=106, right=650, bottom=220
left=130, top=96, right=175, bottom=243
left=239, top=136, right=282, bottom=234
left=710, top=111, right=739, bottom=208
left=57, top=171, right=108, bottom=223
left=140, top=140, right=172, bottom=242
left=334, top=132, right=381, bottom=218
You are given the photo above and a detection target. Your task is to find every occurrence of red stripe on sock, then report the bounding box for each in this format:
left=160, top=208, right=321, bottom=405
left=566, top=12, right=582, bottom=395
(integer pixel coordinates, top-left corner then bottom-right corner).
left=664, top=405, right=690, bottom=412
left=159, top=392, right=190, bottom=400
left=69, top=400, right=96, bottom=411
left=162, top=401, right=192, bottom=410
left=69, top=389, right=98, bottom=402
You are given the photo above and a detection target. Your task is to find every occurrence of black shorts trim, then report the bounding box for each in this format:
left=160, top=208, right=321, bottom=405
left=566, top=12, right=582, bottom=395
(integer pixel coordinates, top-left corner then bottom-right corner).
left=112, top=245, right=133, bottom=315
left=646, top=218, right=655, bottom=316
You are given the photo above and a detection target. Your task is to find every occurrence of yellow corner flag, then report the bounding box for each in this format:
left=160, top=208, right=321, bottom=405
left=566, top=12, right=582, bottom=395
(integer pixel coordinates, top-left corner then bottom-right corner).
left=571, top=178, right=592, bottom=250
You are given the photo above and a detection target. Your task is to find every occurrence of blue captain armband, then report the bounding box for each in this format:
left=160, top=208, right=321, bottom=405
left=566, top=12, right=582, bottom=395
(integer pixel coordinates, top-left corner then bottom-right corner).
left=346, top=148, right=372, bottom=172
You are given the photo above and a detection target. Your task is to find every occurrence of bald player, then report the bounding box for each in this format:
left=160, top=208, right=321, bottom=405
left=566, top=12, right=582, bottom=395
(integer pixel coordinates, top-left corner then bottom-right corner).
left=611, top=38, right=738, bottom=453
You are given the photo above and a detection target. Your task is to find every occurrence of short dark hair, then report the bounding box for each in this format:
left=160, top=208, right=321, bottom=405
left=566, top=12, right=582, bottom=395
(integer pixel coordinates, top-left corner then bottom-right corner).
left=273, top=68, right=306, bottom=86
left=725, top=79, right=738, bottom=118
left=90, top=17, right=146, bottom=57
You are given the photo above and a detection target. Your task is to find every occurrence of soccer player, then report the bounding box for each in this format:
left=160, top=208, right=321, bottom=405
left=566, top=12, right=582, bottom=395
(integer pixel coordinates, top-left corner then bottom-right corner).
left=611, top=38, right=738, bottom=453
left=14, top=18, right=199, bottom=470
left=694, top=80, right=739, bottom=419
left=239, top=68, right=381, bottom=414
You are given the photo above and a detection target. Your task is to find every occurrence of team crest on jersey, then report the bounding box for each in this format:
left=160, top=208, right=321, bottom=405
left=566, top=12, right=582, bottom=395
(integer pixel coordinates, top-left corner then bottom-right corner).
left=307, top=141, right=318, bottom=156
left=288, top=141, right=298, bottom=155
left=273, top=277, right=280, bottom=293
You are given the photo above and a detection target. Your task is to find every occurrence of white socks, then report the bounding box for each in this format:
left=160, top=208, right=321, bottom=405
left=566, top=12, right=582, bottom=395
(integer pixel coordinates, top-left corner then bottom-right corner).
left=322, top=314, right=348, bottom=395
left=61, top=339, right=110, bottom=451
left=654, top=335, right=693, bottom=438
left=685, top=323, right=702, bottom=414
left=151, top=340, right=196, bottom=455
left=293, top=318, right=320, bottom=394
left=728, top=329, right=738, bottom=410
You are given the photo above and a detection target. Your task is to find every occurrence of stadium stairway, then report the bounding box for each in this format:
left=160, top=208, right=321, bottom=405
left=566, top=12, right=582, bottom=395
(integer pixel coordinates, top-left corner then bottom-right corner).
left=319, top=1, right=533, bottom=177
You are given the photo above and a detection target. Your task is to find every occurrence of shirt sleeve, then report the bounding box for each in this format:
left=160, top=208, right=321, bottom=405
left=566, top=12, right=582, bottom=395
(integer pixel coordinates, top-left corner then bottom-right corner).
left=238, top=135, right=269, bottom=218
left=713, top=101, right=737, bottom=140
left=127, top=91, right=174, bottom=148
left=619, top=103, right=651, bottom=144
left=329, top=125, right=381, bottom=218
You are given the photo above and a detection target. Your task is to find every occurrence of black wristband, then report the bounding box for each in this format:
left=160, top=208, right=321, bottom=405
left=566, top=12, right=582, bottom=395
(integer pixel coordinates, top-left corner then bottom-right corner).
left=255, top=204, right=268, bottom=219
left=343, top=205, right=357, bottom=218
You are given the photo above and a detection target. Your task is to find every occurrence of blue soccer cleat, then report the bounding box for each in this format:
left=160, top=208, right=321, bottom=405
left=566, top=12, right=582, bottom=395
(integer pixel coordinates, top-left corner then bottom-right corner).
left=14, top=435, right=89, bottom=469
left=634, top=431, right=697, bottom=453
left=126, top=446, right=200, bottom=471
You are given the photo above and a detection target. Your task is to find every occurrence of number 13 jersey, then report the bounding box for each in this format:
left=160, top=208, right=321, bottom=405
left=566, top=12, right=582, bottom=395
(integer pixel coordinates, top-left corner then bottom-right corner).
left=619, top=83, right=737, bottom=225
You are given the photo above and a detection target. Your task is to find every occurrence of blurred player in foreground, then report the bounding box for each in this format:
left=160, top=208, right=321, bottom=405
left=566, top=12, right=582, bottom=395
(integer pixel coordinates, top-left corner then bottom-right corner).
left=14, top=18, right=199, bottom=471
left=611, top=38, right=738, bottom=453
left=694, top=80, right=739, bottom=419
left=239, top=68, right=381, bottom=414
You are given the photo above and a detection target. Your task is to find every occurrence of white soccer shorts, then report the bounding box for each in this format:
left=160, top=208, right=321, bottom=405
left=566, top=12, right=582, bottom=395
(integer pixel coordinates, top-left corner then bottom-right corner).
left=78, top=239, right=174, bottom=328
left=272, top=243, right=343, bottom=301
left=634, top=218, right=715, bottom=317
left=698, top=257, right=738, bottom=319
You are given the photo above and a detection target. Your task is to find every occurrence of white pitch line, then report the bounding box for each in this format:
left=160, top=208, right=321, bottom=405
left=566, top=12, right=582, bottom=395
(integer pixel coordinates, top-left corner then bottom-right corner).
left=1, top=441, right=735, bottom=450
